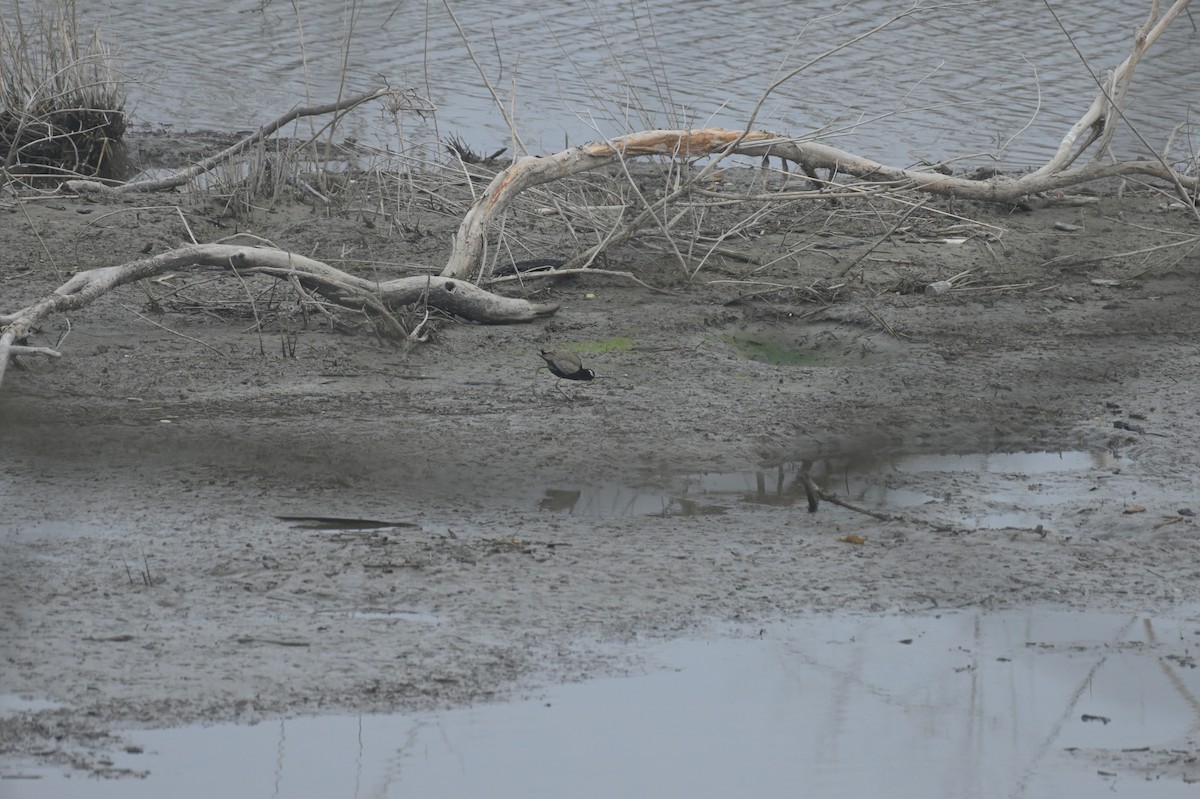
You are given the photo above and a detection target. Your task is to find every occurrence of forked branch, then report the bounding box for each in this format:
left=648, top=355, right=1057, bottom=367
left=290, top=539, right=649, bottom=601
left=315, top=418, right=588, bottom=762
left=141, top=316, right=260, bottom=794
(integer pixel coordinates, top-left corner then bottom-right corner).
left=1035, top=0, right=1193, bottom=177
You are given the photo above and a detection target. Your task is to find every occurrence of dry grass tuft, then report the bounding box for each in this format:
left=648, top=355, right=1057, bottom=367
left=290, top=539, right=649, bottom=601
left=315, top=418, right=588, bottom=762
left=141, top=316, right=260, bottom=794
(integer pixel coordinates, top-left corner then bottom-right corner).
left=0, top=1, right=128, bottom=184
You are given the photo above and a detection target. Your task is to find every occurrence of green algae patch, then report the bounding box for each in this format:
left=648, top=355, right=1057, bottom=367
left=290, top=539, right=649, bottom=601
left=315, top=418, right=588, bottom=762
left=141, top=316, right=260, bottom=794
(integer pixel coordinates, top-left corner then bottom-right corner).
left=721, top=332, right=835, bottom=366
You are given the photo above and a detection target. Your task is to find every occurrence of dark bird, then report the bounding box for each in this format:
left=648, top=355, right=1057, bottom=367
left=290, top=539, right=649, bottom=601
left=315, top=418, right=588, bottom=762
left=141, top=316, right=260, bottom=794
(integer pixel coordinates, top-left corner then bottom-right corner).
left=537, top=348, right=594, bottom=398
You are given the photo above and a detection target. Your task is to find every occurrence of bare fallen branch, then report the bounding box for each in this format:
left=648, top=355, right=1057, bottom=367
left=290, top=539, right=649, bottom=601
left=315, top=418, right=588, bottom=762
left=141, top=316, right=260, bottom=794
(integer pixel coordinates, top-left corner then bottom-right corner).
left=0, top=243, right=558, bottom=390
left=443, top=4, right=1196, bottom=281
left=442, top=129, right=1199, bottom=281
left=59, top=88, right=429, bottom=195
left=6, top=345, right=61, bottom=358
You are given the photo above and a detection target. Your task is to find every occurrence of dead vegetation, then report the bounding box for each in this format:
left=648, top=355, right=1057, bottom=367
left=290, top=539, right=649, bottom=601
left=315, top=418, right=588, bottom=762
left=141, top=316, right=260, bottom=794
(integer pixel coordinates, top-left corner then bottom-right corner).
left=0, top=1, right=127, bottom=183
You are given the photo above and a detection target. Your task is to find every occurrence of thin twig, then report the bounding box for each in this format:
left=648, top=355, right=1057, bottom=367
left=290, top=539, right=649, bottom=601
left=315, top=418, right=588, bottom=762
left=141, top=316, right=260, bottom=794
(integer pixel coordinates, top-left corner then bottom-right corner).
left=863, top=306, right=907, bottom=339
left=838, top=199, right=929, bottom=277
left=439, top=0, right=525, bottom=154
left=814, top=486, right=955, bottom=533
left=117, top=304, right=226, bottom=357
left=228, top=263, right=267, bottom=356
left=1044, top=237, right=1198, bottom=271
left=487, top=267, right=677, bottom=295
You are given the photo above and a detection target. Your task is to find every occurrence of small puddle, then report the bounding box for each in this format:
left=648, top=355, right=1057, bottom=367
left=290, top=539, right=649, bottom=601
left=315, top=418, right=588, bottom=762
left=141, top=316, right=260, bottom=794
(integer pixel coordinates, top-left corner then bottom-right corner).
left=9, top=608, right=1198, bottom=797
left=537, top=484, right=729, bottom=518
left=0, top=695, right=63, bottom=717
left=537, top=450, right=1125, bottom=527
left=277, top=516, right=420, bottom=531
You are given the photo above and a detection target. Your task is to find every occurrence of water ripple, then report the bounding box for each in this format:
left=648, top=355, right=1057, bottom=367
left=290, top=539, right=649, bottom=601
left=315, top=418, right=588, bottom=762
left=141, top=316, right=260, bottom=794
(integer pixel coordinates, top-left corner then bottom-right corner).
left=5, top=0, right=1195, bottom=166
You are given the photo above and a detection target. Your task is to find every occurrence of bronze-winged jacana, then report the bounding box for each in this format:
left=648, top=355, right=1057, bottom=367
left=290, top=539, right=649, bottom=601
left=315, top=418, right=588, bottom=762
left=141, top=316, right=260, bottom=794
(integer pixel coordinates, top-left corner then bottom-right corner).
left=537, top=348, right=594, bottom=399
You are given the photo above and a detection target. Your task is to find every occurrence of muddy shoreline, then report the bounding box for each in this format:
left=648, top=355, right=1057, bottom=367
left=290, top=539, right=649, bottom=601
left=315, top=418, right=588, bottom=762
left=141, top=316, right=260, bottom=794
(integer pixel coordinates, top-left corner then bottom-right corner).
left=2, top=138, right=1199, bottom=784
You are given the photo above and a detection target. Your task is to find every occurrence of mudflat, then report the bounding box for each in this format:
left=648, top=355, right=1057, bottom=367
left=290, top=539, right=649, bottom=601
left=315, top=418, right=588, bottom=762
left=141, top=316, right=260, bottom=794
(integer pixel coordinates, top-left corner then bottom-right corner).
left=2, top=140, right=1198, bottom=780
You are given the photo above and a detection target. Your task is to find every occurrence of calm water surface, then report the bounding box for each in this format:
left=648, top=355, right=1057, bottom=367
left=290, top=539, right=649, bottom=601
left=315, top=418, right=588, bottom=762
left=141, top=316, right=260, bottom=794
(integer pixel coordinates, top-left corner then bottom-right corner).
left=9, top=0, right=1196, bottom=167
left=8, top=609, right=1200, bottom=798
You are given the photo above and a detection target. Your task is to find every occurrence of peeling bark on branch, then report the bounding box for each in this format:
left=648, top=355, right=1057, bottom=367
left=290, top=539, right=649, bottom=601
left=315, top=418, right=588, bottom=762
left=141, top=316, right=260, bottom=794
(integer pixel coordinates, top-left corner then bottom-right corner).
left=0, top=244, right=558, bottom=390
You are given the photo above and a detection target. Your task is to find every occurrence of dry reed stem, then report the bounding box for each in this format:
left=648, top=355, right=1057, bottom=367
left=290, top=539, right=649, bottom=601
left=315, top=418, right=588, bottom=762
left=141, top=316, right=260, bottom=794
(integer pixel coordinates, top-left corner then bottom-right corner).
left=1, top=2, right=126, bottom=181
left=838, top=199, right=930, bottom=278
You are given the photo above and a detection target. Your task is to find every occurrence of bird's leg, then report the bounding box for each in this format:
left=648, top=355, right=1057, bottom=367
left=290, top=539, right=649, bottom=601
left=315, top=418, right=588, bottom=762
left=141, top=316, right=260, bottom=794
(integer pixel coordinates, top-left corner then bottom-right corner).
left=531, top=364, right=547, bottom=396
left=554, top=378, right=575, bottom=401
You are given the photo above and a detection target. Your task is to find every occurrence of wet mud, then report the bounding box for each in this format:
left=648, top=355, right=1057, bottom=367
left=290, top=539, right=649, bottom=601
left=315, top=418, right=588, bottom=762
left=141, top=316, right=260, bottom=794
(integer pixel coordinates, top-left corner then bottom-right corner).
left=2, top=142, right=1199, bottom=788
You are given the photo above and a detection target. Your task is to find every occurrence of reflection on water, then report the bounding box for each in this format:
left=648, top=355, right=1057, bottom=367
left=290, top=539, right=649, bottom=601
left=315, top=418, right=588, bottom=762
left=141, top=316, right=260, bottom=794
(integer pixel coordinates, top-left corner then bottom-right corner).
left=538, top=449, right=1124, bottom=526
left=3, top=411, right=1133, bottom=533
left=28, top=1, right=1195, bottom=167
left=537, top=488, right=584, bottom=512
left=10, top=608, right=1200, bottom=798
left=539, top=483, right=729, bottom=517
left=891, top=450, right=1123, bottom=474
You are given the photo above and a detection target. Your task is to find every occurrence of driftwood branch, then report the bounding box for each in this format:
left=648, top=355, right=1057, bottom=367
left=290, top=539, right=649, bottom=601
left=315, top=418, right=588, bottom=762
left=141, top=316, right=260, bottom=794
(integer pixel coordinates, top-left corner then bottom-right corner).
left=0, top=244, right=558, bottom=390
left=443, top=1, right=1196, bottom=281
left=59, top=88, right=429, bottom=195
left=6, top=345, right=61, bottom=358
left=442, top=130, right=1198, bottom=281
left=1035, top=0, right=1192, bottom=178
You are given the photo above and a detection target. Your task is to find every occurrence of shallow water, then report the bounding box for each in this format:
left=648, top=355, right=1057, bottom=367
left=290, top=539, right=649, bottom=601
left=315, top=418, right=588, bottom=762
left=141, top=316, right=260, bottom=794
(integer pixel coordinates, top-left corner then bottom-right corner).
left=8, top=1, right=1194, bottom=167
left=1, top=432, right=1134, bottom=537
left=537, top=449, right=1128, bottom=527
left=7, top=607, right=1199, bottom=797
left=0, top=695, right=63, bottom=716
